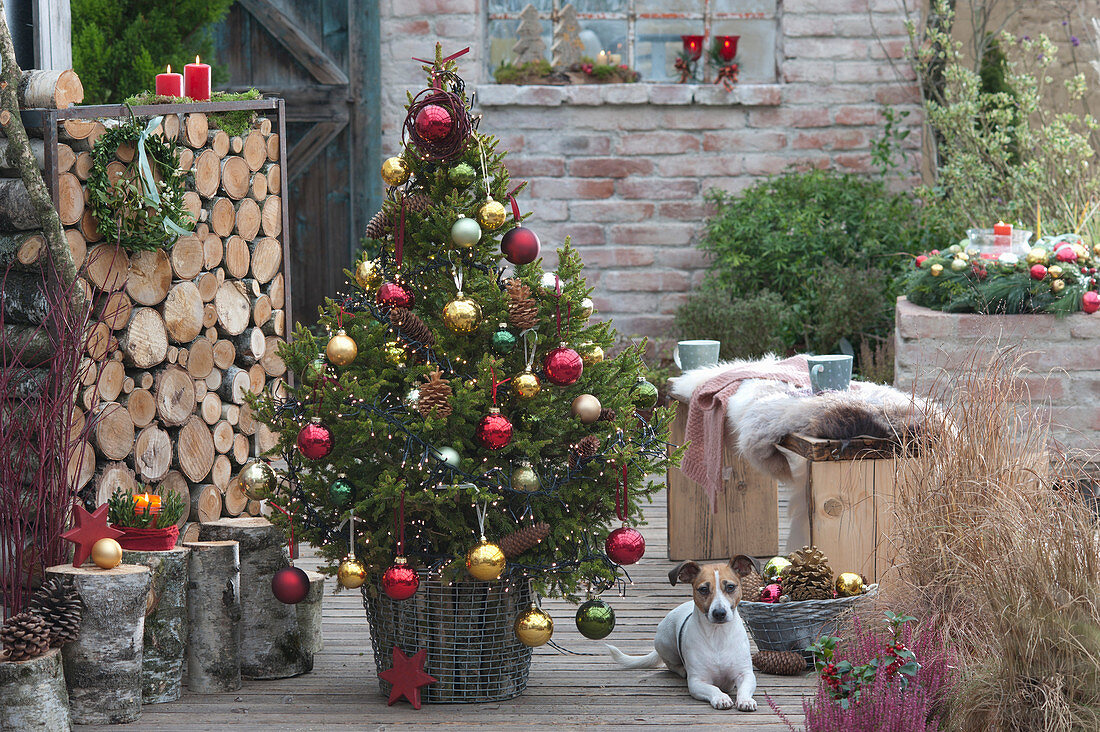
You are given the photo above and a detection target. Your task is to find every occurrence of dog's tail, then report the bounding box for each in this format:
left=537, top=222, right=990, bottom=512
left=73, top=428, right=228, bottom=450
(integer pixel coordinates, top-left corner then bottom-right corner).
left=605, top=644, right=662, bottom=669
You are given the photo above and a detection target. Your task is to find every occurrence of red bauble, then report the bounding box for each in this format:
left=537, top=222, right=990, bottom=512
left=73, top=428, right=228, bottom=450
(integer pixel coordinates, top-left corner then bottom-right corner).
left=382, top=560, right=420, bottom=600
left=1029, top=264, right=1047, bottom=281
left=476, top=410, right=513, bottom=450
left=915, top=255, right=928, bottom=268
left=501, top=226, right=541, bottom=265
left=272, top=565, right=310, bottom=604
left=1056, top=246, right=1078, bottom=263
left=605, top=526, right=645, bottom=565
left=297, top=419, right=334, bottom=460
left=543, top=346, right=583, bottom=386
left=415, top=104, right=452, bottom=142
left=377, top=282, right=413, bottom=308
left=760, top=583, right=782, bottom=603
left=1085, top=291, right=1100, bottom=314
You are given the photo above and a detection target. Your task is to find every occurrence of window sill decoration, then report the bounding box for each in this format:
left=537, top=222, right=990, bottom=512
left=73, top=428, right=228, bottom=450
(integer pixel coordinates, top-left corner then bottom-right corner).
left=476, top=82, right=781, bottom=108
left=494, top=58, right=640, bottom=86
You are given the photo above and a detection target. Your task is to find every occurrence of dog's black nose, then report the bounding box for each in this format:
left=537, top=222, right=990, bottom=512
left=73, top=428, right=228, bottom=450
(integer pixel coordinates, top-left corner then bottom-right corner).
left=711, top=607, right=727, bottom=621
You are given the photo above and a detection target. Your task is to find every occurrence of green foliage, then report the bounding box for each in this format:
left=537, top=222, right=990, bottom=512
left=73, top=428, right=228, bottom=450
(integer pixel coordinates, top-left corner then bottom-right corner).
left=124, top=89, right=263, bottom=136
left=106, top=487, right=185, bottom=529
left=72, top=0, right=234, bottom=104
left=493, top=59, right=552, bottom=84
left=675, top=288, right=790, bottom=361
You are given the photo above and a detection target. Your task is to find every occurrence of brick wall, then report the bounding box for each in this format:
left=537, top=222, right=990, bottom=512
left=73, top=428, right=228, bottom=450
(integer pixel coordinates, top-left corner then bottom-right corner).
left=379, top=0, right=921, bottom=348
left=894, top=297, right=1100, bottom=459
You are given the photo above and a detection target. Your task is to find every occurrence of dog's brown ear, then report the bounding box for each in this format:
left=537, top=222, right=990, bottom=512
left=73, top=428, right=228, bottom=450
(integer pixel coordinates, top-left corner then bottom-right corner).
left=669, top=561, right=701, bottom=586
left=729, top=555, right=756, bottom=578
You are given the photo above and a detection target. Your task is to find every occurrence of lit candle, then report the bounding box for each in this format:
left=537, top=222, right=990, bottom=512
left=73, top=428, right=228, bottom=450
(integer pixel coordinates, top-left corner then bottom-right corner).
left=993, top=220, right=1012, bottom=251
left=609, top=53, right=622, bottom=65
left=717, top=35, right=740, bottom=62
left=133, top=493, right=162, bottom=515
left=184, top=55, right=211, bottom=101
left=596, top=50, right=608, bottom=65
left=681, top=35, right=704, bottom=61
left=155, top=64, right=183, bottom=97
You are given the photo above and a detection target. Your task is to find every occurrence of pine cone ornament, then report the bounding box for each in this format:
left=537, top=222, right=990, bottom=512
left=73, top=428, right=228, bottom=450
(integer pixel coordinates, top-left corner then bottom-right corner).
left=752, top=650, right=806, bottom=675
left=598, top=408, right=617, bottom=422
left=365, top=208, right=390, bottom=239
left=506, top=279, right=540, bottom=331
left=740, top=572, right=765, bottom=602
left=498, top=522, right=550, bottom=558
left=569, top=435, right=601, bottom=468
left=390, top=307, right=435, bottom=348
left=29, top=577, right=83, bottom=647
left=418, top=370, right=453, bottom=418
left=364, top=195, right=432, bottom=240
left=405, top=192, right=432, bottom=213
left=785, top=545, right=834, bottom=601
left=1, top=612, right=50, bottom=662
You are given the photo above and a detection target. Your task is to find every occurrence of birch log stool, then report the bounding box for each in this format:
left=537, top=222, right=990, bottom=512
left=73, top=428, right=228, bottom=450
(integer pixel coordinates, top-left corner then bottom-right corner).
left=121, top=547, right=190, bottom=703
left=0, top=648, right=72, bottom=731
left=297, top=570, right=325, bottom=671
left=183, top=540, right=242, bottom=692
left=199, top=518, right=308, bottom=679
left=46, top=563, right=151, bottom=725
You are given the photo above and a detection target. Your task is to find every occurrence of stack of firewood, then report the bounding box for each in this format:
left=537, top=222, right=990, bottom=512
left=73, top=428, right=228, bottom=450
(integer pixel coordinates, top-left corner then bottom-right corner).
left=2, top=70, right=288, bottom=540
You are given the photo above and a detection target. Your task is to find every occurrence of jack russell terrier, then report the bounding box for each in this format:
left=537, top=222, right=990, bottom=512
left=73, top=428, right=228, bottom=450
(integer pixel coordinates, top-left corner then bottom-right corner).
left=606, top=555, right=757, bottom=711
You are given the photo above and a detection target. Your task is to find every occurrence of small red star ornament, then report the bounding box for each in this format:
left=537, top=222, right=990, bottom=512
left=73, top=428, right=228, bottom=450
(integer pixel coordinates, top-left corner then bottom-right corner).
left=61, top=504, right=124, bottom=567
left=377, top=645, right=437, bottom=709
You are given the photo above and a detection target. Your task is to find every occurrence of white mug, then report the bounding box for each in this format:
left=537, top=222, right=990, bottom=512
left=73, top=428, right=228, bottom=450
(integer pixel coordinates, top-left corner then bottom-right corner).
left=673, top=340, right=721, bottom=373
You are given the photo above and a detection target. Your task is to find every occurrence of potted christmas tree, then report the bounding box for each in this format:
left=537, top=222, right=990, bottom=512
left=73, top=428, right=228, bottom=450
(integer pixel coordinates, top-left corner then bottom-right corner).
left=256, top=46, right=673, bottom=705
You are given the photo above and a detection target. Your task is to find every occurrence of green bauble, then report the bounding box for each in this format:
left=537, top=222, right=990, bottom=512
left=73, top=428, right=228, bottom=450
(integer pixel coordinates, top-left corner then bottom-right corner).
left=450, top=216, right=482, bottom=248
left=449, top=162, right=477, bottom=187
left=491, top=324, right=518, bottom=355
left=631, top=377, right=659, bottom=410
left=330, top=476, right=353, bottom=506
left=303, top=356, right=329, bottom=386
left=575, top=598, right=616, bottom=640
left=762, top=556, right=791, bottom=583
left=433, top=446, right=461, bottom=467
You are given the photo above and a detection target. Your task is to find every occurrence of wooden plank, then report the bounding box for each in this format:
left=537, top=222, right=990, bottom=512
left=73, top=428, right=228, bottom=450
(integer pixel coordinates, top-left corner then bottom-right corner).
left=236, top=0, right=349, bottom=85
left=780, top=432, right=906, bottom=462
left=874, top=456, right=907, bottom=589
left=32, top=0, right=73, bottom=70
left=809, top=459, right=877, bottom=579
left=287, top=120, right=344, bottom=181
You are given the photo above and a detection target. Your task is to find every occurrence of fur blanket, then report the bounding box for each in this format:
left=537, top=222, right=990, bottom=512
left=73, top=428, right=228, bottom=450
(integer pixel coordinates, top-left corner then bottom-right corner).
left=669, top=356, right=938, bottom=488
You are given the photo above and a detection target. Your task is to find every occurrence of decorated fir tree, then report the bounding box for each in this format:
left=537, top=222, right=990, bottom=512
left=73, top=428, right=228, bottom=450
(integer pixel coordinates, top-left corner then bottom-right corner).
left=256, top=47, right=672, bottom=639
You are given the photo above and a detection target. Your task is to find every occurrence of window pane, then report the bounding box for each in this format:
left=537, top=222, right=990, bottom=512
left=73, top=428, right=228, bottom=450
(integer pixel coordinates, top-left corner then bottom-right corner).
left=635, top=0, right=705, bottom=16
left=634, top=18, right=700, bottom=82
left=487, top=0, right=552, bottom=14
left=487, top=18, right=553, bottom=69
left=712, top=19, right=777, bottom=82
left=572, top=0, right=630, bottom=13
left=711, top=0, right=778, bottom=16
left=575, top=19, right=629, bottom=63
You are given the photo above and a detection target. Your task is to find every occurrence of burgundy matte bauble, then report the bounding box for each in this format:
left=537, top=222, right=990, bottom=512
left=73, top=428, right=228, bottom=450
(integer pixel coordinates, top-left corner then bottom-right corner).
left=760, top=583, right=782, bottom=603
left=415, top=104, right=452, bottom=142
left=1029, top=264, right=1047, bottom=281
left=476, top=410, right=513, bottom=450
left=272, top=565, right=311, bottom=604
left=1085, top=291, right=1100, bottom=314
left=376, top=282, right=413, bottom=308
left=297, top=419, right=334, bottom=460
left=543, top=345, right=583, bottom=386
left=382, top=560, right=420, bottom=600
left=605, top=526, right=645, bottom=565
left=501, top=226, right=541, bottom=265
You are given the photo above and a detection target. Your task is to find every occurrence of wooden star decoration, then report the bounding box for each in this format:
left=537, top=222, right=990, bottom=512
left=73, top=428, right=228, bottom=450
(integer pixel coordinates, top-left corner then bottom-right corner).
left=377, top=645, right=436, bottom=709
left=61, top=504, right=123, bottom=567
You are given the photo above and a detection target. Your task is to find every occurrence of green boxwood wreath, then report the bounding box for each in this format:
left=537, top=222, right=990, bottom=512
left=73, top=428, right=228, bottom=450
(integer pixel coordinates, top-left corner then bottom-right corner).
left=87, top=115, right=193, bottom=252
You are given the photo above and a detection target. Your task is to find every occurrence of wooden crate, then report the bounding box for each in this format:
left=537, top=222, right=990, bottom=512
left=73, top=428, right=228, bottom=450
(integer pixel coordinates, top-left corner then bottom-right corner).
left=667, top=400, right=779, bottom=560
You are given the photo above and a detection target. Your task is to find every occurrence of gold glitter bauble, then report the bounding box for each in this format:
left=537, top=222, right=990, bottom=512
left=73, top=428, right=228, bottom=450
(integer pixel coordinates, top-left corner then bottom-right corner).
left=511, top=462, right=540, bottom=492
left=835, top=572, right=866, bottom=597
left=1048, top=265, right=1064, bottom=278
left=91, top=538, right=122, bottom=569
left=514, top=604, right=554, bottom=647
left=1053, top=278, right=1067, bottom=293
left=238, top=460, right=277, bottom=500
left=1027, top=247, right=1049, bottom=265
left=477, top=198, right=507, bottom=230
left=465, top=539, right=506, bottom=581
left=380, top=156, right=410, bottom=187
left=355, top=258, right=381, bottom=290
left=326, top=329, right=358, bottom=366
left=930, top=264, right=943, bottom=277
left=337, top=557, right=367, bottom=589
left=384, top=340, right=405, bottom=367
left=442, top=295, right=482, bottom=334
left=578, top=341, right=604, bottom=365
left=571, top=394, right=602, bottom=424
left=513, top=370, right=541, bottom=400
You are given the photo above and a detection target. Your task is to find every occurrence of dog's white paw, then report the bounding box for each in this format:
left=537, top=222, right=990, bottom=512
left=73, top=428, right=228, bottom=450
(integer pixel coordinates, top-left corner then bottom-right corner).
left=710, top=693, right=734, bottom=710
left=737, top=697, right=757, bottom=712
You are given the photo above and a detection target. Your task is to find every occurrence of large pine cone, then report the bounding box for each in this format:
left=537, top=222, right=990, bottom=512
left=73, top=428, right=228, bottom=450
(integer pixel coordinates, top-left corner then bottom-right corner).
left=569, top=435, right=601, bottom=468
left=785, top=545, right=834, bottom=601
left=506, top=279, right=540, bottom=331
left=363, top=194, right=432, bottom=240
left=1, top=612, right=50, bottom=662
left=390, top=307, right=435, bottom=348
left=365, top=208, right=389, bottom=240
left=498, top=522, right=550, bottom=558
left=598, top=408, right=617, bottom=422
left=740, top=572, right=765, bottom=602
left=29, top=577, right=83, bottom=648
left=752, top=650, right=806, bottom=675
left=418, top=370, right=453, bottom=419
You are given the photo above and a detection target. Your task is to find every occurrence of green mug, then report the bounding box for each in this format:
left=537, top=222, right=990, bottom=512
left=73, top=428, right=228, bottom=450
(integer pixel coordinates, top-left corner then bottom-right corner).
left=806, top=354, right=852, bottom=394
left=673, top=340, right=721, bottom=373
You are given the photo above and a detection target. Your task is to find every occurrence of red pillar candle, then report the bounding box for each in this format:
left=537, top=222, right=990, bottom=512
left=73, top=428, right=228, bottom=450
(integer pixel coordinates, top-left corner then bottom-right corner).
left=155, top=65, right=183, bottom=97
left=184, top=55, right=211, bottom=101
left=994, top=220, right=1012, bottom=251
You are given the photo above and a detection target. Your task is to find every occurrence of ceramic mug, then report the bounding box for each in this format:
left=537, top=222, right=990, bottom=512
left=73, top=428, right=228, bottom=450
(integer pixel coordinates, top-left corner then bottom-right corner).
left=806, top=354, right=852, bottom=394
left=673, top=340, right=721, bottom=372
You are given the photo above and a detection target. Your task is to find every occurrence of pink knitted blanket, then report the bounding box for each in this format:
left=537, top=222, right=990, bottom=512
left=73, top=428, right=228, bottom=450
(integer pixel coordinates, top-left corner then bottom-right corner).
left=681, top=355, right=811, bottom=510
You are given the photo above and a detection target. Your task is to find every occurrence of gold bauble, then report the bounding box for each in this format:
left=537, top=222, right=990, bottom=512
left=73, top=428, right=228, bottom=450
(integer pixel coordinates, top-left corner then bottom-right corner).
left=513, top=370, right=541, bottom=400
left=511, top=461, right=540, bottom=492
left=442, top=294, right=482, bottom=334
left=326, top=329, right=358, bottom=366
left=571, top=394, right=602, bottom=424
left=950, top=257, right=968, bottom=272
left=1073, top=243, right=1089, bottom=262
left=930, top=263, right=943, bottom=277
left=1053, top=278, right=1067, bottom=293
left=337, top=556, right=367, bottom=589
left=835, top=572, right=866, bottom=598
left=465, top=538, right=506, bottom=581
left=578, top=341, right=604, bottom=365
left=514, top=604, right=554, bottom=647
left=477, top=198, right=507, bottom=230
left=380, top=156, right=410, bottom=187
left=1027, top=247, right=1049, bottom=265
left=91, top=537, right=123, bottom=569
left=384, top=340, right=405, bottom=367
left=1048, top=265, right=1064, bottom=278
left=1093, top=242, right=1100, bottom=258
left=238, top=460, right=277, bottom=500
left=355, top=258, right=381, bottom=290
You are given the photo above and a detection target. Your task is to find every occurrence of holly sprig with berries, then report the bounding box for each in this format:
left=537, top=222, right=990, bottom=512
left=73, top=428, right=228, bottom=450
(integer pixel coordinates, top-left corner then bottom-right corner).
left=809, top=611, right=921, bottom=710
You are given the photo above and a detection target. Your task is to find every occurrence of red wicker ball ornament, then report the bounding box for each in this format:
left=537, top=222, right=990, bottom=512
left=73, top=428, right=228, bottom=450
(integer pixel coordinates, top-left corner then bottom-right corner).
left=501, top=226, right=541, bottom=265
left=605, top=526, right=645, bottom=565
left=297, top=418, right=334, bottom=460
left=382, top=558, right=419, bottom=600
left=376, top=282, right=413, bottom=308
left=476, top=408, right=513, bottom=450
left=760, top=583, right=782, bottom=603
left=272, top=566, right=311, bottom=604
left=415, top=104, right=453, bottom=142
left=1085, top=291, right=1100, bottom=314
left=543, top=345, right=583, bottom=386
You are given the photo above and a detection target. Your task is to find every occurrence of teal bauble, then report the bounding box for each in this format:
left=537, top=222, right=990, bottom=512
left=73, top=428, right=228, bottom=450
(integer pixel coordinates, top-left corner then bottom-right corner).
left=329, top=476, right=353, bottom=506
left=449, top=162, right=477, bottom=187
left=575, top=598, right=616, bottom=640
left=433, top=446, right=461, bottom=467
left=631, top=377, right=659, bottom=410
left=450, top=216, right=482, bottom=248
left=491, top=324, right=518, bottom=355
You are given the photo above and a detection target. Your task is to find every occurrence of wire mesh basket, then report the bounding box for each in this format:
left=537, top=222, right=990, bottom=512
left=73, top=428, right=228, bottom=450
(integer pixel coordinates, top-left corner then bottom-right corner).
left=739, top=585, right=878, bottom=667
left=363, top=573, right=534, bottom=703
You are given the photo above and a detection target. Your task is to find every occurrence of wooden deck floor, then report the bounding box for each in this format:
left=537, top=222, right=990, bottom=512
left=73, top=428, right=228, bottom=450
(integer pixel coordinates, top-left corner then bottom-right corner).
left=79, top=486, right=814, bottom=731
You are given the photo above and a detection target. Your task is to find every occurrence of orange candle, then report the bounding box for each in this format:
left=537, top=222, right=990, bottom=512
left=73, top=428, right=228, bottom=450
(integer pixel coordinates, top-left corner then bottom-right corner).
left=133, top=492, right=162, bottom=515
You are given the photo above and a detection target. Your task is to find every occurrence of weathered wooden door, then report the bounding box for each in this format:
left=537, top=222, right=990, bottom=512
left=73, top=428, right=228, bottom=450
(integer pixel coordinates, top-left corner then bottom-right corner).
left=213, top=0, right=381, bottom=325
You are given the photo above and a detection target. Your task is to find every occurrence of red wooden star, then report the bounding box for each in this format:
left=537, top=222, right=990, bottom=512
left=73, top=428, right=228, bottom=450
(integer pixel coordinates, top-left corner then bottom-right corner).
left=377, top=645, right=437, bottom=709
left=61, top=504, right=123, bottom=567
